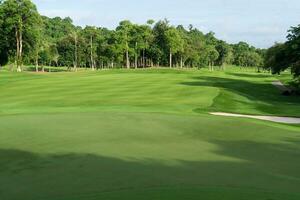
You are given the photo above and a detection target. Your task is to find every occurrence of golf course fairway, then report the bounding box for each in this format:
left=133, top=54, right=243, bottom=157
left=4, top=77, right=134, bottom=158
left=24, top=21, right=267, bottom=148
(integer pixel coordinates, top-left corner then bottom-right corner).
left=0, top=69, right=299, bottom=200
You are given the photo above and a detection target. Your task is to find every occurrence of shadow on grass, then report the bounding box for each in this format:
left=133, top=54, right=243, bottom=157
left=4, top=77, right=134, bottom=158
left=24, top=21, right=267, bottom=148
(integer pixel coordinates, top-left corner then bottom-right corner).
left=181, top=76, right=300, bottom=116
left=226, top=72, right=272, bottom=79
left=1, top=139, right=300, bottom=200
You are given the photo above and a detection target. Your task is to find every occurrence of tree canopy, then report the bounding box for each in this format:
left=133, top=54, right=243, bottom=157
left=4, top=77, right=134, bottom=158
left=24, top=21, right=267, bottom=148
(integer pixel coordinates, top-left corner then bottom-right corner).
left=0, top=0, right=265, bottom=71
left=264, top=25, right=300, bottom=78
left=0, top=0, right=40, bottom=70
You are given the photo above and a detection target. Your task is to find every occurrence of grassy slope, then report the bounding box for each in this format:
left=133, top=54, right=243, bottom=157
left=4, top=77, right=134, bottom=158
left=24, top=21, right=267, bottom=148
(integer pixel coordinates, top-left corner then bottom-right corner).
left=0, top=68, right=300, bottom=200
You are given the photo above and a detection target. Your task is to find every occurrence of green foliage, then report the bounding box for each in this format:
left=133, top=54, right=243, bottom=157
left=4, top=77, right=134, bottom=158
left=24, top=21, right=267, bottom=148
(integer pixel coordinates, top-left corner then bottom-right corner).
left=215, top=41, right=232, bottom=66
left=264, top=43, right=288, bottom=74
left=0, top=1, right=264, bottom=70
left=56, top=36, right=75, bottom=67
left=0, top=0, right=40, bottom=68
left=232, top=42, right=263, bottom=68
left=42, top=16, right=75, bottom=42
left=165, top=27, right=184, bottom=54
left=0, top=1, right=9, bottom=65
left=287, top=25, right=300, bottom=77
left=264, top=25, right=300, bottom=77
left=207, top=45, right=219, bottom=66
left=164, top=27, right=184, bottom=67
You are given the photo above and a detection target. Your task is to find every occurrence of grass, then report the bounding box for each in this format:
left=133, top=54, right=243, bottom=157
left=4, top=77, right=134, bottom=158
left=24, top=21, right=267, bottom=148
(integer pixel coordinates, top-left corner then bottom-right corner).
left=0, top=67, right=300, bottom=200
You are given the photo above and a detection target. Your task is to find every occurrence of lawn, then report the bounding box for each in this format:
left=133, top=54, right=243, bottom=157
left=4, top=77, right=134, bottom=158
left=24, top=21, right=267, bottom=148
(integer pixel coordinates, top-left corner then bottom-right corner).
left=0, top=68, right=300, bottom=200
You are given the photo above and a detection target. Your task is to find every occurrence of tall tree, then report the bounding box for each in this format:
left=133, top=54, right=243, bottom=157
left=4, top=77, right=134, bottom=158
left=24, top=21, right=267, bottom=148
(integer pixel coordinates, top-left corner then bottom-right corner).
left=165, top=27, right=184, bottom=68
left=70, top=30, right=79, bottom=71
left=215, top=40, right=231, bottom=70
left=57, top=36, right=75, bottom=68
left=153, top=19, right=170, bottom=66
left=286, top=25, right=300, bottom=77
left=131, top=23, right=154, bottom=68
left=265, top=25, right=300, bottom=77
left=176, top=25, right=188, bottom=68
left=185, top=27, right=206, bottom=68
left=116, top=20, right=133, bottom=69
left=33, top=30, right=42, bottom=72
left=207, top=45, right=219, bottom=71
left=0, top=0, right=40, bottom=71
left=0, top=2, right=9, bottom=66
left=82, top=26, right=99, bottom=70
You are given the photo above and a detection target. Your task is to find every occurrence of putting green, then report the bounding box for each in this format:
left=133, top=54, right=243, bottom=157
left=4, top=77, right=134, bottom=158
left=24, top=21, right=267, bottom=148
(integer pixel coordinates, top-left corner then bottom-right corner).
left=0, top=68, right=299, bottom=200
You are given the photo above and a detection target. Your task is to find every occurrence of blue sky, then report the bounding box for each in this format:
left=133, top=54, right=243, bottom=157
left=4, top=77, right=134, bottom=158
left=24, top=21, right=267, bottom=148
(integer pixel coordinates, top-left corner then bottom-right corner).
left=33, top=0, right=300, bottom=48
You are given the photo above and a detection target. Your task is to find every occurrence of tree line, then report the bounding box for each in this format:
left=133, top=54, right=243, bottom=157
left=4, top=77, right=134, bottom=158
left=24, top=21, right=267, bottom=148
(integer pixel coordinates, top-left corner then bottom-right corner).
left=0, top=0, right=266, bottom=72
left=264, top=25, right=300, bottom=81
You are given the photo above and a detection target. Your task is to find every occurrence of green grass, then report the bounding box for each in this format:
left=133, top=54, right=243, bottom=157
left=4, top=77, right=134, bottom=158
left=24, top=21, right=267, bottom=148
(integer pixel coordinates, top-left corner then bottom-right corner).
left=0, top=68, right=300, bottom=200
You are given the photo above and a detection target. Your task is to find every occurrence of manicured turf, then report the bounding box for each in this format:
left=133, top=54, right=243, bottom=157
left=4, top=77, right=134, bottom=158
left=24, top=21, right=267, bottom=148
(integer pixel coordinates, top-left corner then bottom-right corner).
left=0, top=68, right=299, bottom=200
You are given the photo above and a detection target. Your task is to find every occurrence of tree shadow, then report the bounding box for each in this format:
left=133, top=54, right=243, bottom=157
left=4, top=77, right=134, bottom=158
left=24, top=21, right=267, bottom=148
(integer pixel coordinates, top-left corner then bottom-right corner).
left=1, top=138, right=300, bottom=200
left=226, top=72, right=273, bottom=79
left=181, top=76, right=300, bottom=116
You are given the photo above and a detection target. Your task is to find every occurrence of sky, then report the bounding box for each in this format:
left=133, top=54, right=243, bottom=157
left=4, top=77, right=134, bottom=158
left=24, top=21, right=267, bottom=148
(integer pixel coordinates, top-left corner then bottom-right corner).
left=33, top=0, right=300, bottom=48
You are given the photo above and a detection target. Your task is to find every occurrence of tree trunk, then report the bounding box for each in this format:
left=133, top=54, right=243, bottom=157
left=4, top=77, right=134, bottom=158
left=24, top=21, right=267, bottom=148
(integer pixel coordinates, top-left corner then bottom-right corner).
left=143, top=49, right=145, bottom=68
left=111, top=61, right=114, bottom=68
left=180, top=56, right=183, bottom=69
left=169, top=50, right=172, bottom=68
left=90, top=35, right=95, bottom=71
left=135, top=42, right=138, bottom=69
left=18, top=28, right=23, bottom=72
left=74, top=34, right=78, bottom=72
left=35, top=57, right=39, bottom=72
left=126, top=42, right=130, bottom=69
left=49, top=62, right=51, bottom=73
left=15, top=29, right=20, bottom=72
left=15, top=18, right=24, bottom=72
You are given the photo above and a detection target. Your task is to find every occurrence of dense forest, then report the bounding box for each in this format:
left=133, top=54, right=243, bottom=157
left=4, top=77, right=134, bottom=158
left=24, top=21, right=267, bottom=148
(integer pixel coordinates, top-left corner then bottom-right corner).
left=0, top=0, right=265, bottom=71
left=0, top=0, right=299, bottom=82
